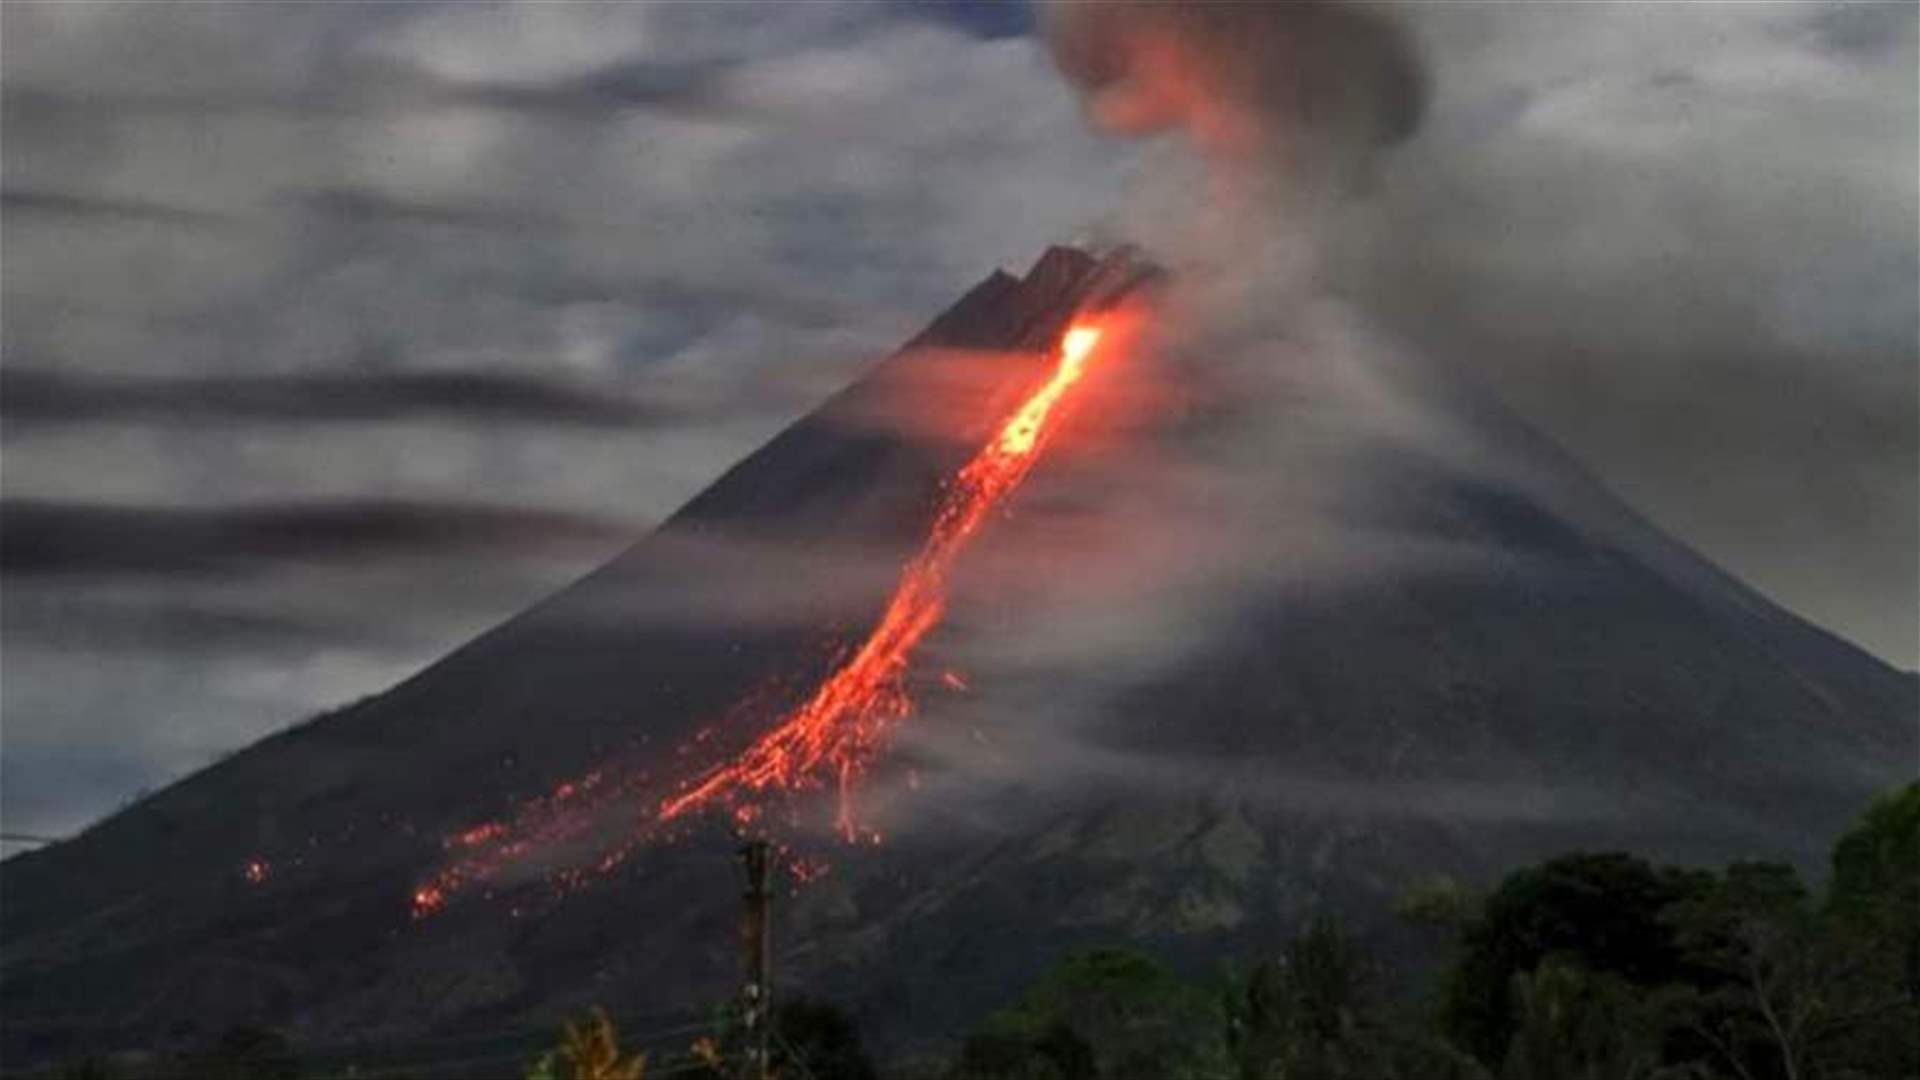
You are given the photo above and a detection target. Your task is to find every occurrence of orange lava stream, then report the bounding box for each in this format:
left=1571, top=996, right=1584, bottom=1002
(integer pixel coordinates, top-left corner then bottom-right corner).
left=407, top=324, right=1107, bottom=917
left=659, top=325, right=1105, bottom=835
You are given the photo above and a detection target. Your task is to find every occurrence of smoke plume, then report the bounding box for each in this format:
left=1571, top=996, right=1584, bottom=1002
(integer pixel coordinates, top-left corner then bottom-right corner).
left=849, top=1, right=1576, bottom=829
left=1041, top=0, right=1436, bottom=364
left=1044, top=0, right=1425, bottom=198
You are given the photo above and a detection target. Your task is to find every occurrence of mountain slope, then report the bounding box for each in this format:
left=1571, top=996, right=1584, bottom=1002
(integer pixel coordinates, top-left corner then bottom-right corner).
left=2, top=246, right=1910, bottom=1067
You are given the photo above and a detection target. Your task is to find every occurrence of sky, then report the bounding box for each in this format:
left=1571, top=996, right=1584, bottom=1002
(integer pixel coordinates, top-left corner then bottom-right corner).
left=2, top=0, right=1913, bottom=850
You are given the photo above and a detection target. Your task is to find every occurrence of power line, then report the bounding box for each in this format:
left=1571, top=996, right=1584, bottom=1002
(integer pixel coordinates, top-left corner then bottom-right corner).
left=645, top=1055, right=725, bottom=1079
left=14, top=1002, right=718, bottom=1075
left=774, top=1027, right=819, bottom=1080
left=334, top=1045, right=532, bottom=1078
left=303, top=1010, right=714, bottom=1068
left=309, top=1005, right=708, bottom=1054
left=309, top=1031, right=728, bottom=1080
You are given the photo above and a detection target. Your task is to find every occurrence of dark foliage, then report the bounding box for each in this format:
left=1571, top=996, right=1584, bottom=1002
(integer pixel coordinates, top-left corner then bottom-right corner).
left=954, top=1020, right=1098, bottom=1080
left=32, top=786, right=1919, bottom=1080
left=1228, top=913, right=1485, bottom=1080
left=1440, top=852, right=1713, bottom=1064
left=772, top=997, right=878, bottom=1080
left=177, top=1026, right=302, bottom=1080
left=1828, top=781, right=1920, bottom=1005
left=952, top=948, right=1228, bottom=1079
left=54, top=1059, right=120, bottom=1080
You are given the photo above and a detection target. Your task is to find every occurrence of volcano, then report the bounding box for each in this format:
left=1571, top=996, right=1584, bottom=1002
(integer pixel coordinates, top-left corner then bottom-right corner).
left=3, top=247, right=1912, bottom=1069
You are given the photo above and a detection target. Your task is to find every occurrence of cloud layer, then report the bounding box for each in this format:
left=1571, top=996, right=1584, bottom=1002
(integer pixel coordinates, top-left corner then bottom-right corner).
left=2, top=0, right=1912, bottom=848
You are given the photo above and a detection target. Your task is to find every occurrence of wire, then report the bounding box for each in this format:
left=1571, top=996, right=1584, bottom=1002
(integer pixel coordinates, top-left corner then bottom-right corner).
left=773, top=1028, right=820, bottom=1080
left=622, top=1019, right=717, bottom=1046
left=647, top=1059, right=724, bottom=1078
left=303, top=1013, right=719, bottom=1077
left=18, top=1004, right=720, bottom=1078
left=305, top=1004, right=711, bottom=1059
left=366, top=1046, right=533, bottom=1078
left=326, top=1042, right=719, bottom=1080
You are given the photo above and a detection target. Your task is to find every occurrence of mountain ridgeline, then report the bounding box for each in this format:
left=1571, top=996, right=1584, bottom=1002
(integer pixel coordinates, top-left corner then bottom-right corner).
left=2, top=247, right=1911, bottom=1066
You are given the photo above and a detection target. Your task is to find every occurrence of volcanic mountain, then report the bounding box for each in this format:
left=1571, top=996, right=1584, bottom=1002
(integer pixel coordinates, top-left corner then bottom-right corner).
left=3, top=247, right=1912, bottom=1068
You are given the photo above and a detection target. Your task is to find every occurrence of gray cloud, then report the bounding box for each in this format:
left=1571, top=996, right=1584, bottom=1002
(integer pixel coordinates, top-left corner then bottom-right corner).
left=281, top=186, right=559, bottom=232
left=0, top=0, right=1133, bottom=844
left=1, top=188, right=236, bottom=227
left=1350, top=0, right=1917, bottom=666
left=426, top=58, right=737, bottom=117
left=0, top=498, right=638, bottom=577
left=1, top=592, right=376, bottom=657
left=0, top=368, right=683, bottom=428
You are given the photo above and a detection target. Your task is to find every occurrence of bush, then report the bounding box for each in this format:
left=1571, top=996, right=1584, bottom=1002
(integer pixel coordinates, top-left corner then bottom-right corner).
left=954, top=948, right=1229, bottom=1080
left=528, top=1008, right=645, bottom=1080
left=772, top=997, right=877, bottom=1080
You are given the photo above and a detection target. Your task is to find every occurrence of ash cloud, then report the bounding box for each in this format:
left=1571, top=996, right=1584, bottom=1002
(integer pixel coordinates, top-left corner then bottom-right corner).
left=1045, top=0, right=1425, bottom=188
left=1, top=188, right=237, bottom=228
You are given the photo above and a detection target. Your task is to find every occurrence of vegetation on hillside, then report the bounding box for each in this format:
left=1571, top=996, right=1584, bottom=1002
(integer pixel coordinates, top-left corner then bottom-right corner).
left=38, top=783, right=1917, bottom=1080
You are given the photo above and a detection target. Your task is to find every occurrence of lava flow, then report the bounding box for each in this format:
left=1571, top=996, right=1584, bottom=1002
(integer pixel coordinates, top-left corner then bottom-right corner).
left=658, top=324, right=1105, bottom=835
left=411, top=322, right=1109, bottom=916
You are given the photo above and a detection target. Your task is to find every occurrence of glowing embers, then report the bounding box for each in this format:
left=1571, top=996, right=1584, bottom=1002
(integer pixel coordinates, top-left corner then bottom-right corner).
left=656, top=323, right=1107, bottom=835
left=413, top=322, right=1110, bottom=915
left=410, top=767, right=629, bottom=919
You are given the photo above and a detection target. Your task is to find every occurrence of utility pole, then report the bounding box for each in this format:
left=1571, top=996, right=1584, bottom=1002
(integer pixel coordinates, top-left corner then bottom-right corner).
left=738, top=836, right=772, bottom=1080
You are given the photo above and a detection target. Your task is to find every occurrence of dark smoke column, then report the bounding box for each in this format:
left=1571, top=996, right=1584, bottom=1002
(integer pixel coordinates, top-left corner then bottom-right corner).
left=1043, top=0, right=1426, bottom=192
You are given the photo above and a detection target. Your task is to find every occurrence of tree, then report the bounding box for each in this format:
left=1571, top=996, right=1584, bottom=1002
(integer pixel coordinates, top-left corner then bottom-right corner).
left=1231, top=913, right=1372, bottom=1078
left=1396, top=875, right=1481, bottom=936
left=1659, top=862, right=1821, bottom=1080
left=953, top=1019, right=1098, bottom=1080
left=1232, top=913, right=1490, bottom=1080
left=1497, top=959, right=1672, bottom=1080
left=1821, top=782, right=1920, bottom=1078
left=952, top=948, right=1229, bottom=1080
left=1828, top=781, right=1919, bottom=1006
left=1651, top=785, right=1920, bottom=1080
left=528, top=1008, right=646, bottom=1080
left=1440, top=853, right=1712, bottom=1066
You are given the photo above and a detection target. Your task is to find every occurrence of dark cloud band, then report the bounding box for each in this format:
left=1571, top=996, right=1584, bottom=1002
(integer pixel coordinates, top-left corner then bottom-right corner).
left=2, top=189, right=235, bottom=228
left=0, top=499, right=639, bottom=577
left=0, top=368, right=684, bottom=428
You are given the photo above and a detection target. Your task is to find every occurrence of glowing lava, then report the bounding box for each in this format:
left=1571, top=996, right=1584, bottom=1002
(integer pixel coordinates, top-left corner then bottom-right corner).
left=658, top=324, right=1106, bottom=835
left=411, top=323, right=1109, bottom=915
